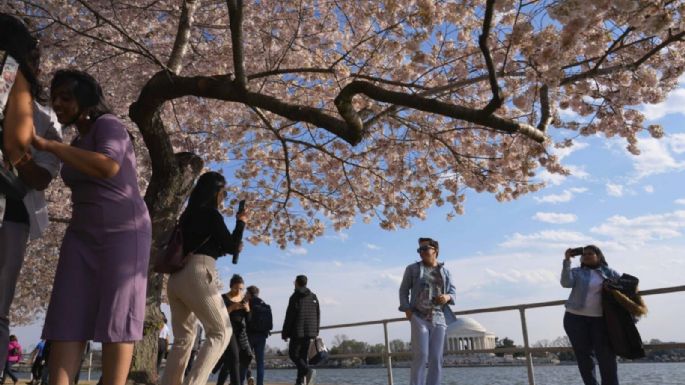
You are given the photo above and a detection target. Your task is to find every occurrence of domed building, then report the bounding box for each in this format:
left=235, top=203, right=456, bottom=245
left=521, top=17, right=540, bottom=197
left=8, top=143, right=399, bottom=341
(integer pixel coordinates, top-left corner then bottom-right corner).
left=445, top=317, right=496, bottom=352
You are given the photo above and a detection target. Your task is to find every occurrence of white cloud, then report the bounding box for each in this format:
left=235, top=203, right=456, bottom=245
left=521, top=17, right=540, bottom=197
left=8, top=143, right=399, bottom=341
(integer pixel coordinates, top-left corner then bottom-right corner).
left=538, top=165, right=589, bottom=186
left=590, top=210, right=685, bottom=247
left=333, top=260, right=343, bottom=267
left=606, top=183, right=624, bottom=197
left=325, top=232, right=349, bottom=241
left=642, top=88, right=685, bottom=121
left=286, top=246, right=308, bottom=256
left=629, top=137, right=685, bottom=179
left=532, top=212, right=578, bottom=224
left=484, top=268, right=558, bottom=285
left=675, top=198, right=685, bottom=205
left=534, top=187, right=588, bottom=204
left=500, top=230, right=592, bottom=249
left=552, top=141, right=589, bottom=161
left=670, top=133, right=685, bottom=154
left=365, top=242, right=381, bottom=250
left=644, top=185, right=654, bottom=193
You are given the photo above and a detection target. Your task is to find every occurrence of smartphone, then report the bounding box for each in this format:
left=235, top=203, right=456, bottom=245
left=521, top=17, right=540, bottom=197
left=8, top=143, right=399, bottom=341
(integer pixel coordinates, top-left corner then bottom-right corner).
left=238, top=199, right=246, bottom=213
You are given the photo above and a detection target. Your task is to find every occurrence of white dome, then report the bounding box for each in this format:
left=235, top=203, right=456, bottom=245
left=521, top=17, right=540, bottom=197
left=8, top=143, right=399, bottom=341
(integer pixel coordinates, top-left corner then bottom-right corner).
left=446, top=317, right=488, bottom=335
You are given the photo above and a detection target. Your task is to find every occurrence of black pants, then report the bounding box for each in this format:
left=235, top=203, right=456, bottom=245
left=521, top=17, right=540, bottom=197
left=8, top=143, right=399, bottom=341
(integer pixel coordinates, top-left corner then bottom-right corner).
left=31, top=359, right=44, bottom=382
left=216, top=332, right=252, bottom=385
left=288, top=338, right=312, bottom=385
left=564, top=312, right=619, bottom=385
left=157, top=338, right=168, bottom=370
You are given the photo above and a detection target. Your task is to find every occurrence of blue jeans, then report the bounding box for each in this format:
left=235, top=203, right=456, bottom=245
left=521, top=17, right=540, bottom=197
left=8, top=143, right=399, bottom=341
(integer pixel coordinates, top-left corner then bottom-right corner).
left=410, top=315, right=446, bottom=385
left=248, top=333, right=267, bottom=385
left=564, top=312, right=619, bottom=385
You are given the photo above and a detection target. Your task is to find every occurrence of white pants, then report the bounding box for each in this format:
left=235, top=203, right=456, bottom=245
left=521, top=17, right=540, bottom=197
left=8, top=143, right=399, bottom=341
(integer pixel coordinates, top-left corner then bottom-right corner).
left=410, top=315, right=446, bottom=385
left=162, top=254, right=232, bottom=385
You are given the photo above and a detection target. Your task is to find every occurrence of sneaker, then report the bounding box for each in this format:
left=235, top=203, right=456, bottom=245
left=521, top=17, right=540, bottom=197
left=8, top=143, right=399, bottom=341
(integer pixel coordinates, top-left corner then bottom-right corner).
left=305, top=368, right=316, bottom=385
left=247, top=377, right=255, bottom=385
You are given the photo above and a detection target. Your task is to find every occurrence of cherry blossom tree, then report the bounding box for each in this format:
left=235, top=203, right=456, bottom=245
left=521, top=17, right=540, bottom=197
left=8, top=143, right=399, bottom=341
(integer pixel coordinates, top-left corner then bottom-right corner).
left=3, top=0, right=684, bottom=382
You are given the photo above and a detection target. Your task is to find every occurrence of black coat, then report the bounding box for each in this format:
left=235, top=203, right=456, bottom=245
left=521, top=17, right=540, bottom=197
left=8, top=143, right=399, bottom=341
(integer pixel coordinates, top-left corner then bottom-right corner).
left=602, top=281, right=646, bottom=359
left=282, top=287, right=320, bottom=339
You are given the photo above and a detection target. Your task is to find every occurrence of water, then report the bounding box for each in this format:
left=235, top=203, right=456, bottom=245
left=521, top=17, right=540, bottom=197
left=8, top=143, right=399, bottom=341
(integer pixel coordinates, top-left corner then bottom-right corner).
left=258, top=363, right=685, bottom=385
left=14, top=362, right=684, bottom=384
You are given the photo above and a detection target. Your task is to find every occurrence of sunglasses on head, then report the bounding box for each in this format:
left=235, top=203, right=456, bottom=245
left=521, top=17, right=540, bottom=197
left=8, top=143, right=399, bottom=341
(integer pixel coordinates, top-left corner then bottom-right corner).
left=417, top=246, right=435, bottom=253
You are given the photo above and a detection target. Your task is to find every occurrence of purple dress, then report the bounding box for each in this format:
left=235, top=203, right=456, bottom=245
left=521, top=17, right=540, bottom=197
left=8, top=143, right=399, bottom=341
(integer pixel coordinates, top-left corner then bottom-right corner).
left=42, top=114, right=151, bottom=343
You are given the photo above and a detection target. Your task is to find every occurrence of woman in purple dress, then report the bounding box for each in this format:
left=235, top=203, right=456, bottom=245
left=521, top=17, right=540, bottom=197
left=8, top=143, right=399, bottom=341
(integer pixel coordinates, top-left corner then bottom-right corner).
left=32, top=69, right=151, bottom=385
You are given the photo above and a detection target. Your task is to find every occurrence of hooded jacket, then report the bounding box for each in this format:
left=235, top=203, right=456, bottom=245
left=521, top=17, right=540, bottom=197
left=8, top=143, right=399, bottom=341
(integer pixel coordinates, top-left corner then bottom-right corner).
left=7, top=340, right=22, bottom=363
left=282, top=287, right=320, bottom=339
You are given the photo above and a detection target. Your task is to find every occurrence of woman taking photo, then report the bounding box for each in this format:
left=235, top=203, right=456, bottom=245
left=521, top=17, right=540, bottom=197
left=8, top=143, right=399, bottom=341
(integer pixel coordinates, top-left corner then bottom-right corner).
left=215, top=274, right=253, bottom=385
left=161, top=171, right=247, bottom=385
left=32, top=69, right=151, bottom=385
left=561, top=245, right=621, bottom=385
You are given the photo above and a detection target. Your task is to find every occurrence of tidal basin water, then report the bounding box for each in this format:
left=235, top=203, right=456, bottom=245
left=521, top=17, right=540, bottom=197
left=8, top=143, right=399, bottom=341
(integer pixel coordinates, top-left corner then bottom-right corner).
left=257, top=362, right=684, bottom=385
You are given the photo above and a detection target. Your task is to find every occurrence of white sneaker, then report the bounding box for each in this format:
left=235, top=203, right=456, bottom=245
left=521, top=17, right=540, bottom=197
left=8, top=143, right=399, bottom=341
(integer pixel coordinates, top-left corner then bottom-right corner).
left=305, top=368, right=316, bottom=385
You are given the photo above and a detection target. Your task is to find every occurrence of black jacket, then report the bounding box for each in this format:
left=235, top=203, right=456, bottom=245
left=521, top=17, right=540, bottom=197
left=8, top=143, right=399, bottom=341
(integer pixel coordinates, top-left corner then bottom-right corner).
left=282, top=287, right=320, bottom=339
left=602, top=274, right=646, bottom=359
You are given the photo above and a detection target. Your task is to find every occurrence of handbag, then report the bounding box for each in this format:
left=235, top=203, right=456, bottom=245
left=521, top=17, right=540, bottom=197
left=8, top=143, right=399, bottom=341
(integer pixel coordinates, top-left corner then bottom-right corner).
left=153, top=221, right=210, bottom=274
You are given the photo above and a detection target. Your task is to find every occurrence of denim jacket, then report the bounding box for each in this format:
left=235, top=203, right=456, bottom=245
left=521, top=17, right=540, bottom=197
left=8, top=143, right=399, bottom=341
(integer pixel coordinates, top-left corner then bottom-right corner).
left=560, top=259, right=620, bottom=311
left=399, top=261, right=457, bottom=325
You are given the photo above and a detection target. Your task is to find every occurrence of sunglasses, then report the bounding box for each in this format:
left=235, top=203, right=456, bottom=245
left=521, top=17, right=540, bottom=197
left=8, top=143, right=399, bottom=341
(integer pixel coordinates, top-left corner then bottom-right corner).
left=417, top=246, right=435, bottom=253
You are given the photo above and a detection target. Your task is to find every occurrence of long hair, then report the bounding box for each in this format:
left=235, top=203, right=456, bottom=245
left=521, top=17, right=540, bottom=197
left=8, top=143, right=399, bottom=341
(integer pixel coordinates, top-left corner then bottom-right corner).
left=185, top=171, right=226, bottom=212
left=581, top=244, right=609, bottom=268
left=50, top=69, right=113, bottom=122
left=0, top=13, right=42, bottom=100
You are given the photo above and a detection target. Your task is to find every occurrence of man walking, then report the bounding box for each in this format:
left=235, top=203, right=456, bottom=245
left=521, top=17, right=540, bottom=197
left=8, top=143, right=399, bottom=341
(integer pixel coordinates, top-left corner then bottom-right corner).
left=282, top=275, right=320, bottom=385
left=246, top=286, right=272, bottom=385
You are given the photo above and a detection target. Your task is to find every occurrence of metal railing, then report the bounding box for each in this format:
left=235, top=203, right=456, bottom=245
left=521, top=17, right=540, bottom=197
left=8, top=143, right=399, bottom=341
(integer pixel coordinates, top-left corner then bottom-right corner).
left=271, top=285, right=685, bottom=385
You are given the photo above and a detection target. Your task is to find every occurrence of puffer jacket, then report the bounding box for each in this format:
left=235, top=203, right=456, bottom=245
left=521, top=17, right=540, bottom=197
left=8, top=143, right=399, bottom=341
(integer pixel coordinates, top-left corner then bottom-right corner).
left=282, top=287, right=320, bottom=339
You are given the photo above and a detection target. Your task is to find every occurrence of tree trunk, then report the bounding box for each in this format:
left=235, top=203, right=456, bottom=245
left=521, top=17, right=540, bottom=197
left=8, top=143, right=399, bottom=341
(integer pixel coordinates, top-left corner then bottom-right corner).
left=128, top=152, right=203, bottom=384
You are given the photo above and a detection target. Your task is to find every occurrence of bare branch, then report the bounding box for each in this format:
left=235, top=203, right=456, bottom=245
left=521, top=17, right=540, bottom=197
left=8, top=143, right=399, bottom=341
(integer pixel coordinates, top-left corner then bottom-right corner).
left=227, top=0, right=247, bottom=90
left=167, top=0, right=200, bottom=73
left=479, top=0, right=502, bottom=115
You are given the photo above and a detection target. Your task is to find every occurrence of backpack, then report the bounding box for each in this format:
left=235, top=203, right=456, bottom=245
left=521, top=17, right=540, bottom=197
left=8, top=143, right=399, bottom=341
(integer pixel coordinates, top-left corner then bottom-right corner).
left=247, top=299, right=273, bottom=334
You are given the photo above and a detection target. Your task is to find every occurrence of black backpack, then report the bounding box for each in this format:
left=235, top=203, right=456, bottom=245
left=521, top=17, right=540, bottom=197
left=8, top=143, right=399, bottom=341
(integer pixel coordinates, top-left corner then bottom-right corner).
left=247, top=299, right=273, bottom=334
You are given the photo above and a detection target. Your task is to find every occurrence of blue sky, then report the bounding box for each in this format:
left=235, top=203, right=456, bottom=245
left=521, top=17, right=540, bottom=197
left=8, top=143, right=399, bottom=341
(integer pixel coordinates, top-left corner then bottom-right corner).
left=13, top=78, right=685, bottom=352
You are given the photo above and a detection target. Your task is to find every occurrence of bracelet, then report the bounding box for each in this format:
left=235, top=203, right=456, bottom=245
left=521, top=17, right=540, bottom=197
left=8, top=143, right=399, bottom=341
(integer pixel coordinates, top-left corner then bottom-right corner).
left=11, top=151, right=32, bottom=168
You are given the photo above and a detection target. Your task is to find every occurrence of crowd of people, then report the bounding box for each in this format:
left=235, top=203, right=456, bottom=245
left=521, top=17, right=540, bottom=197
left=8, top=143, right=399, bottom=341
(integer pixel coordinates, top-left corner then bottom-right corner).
left=1, top=12, right=645, bottom=385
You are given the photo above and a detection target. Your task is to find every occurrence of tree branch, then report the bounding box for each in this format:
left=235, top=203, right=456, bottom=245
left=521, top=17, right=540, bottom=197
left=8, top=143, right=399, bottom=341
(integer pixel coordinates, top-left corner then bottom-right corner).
left=247, top=67, right=334, bottom=80
left=479, top=0, right=502, bottom=115
left=227, top=0, right=247, bottom=91
left=75, top=0, right=168, bottom=69
left=335, top=80, right=546, bottom=143
left=167, top=0, right=199, bottom=73
left=537, top=85, right=551, bottom=132
left=561, top=31, right=685, bottom=85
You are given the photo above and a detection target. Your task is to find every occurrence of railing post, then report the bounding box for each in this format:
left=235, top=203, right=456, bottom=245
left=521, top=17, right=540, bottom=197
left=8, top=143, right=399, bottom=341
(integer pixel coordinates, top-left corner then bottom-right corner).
left=87, top=351, right=93, bottom=381
left=383, top=321, right=394, bottom=385
left=519, top=308, right=535, bottom=385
